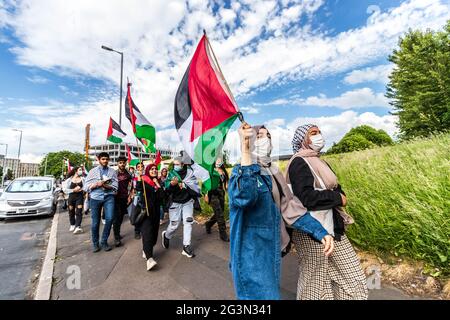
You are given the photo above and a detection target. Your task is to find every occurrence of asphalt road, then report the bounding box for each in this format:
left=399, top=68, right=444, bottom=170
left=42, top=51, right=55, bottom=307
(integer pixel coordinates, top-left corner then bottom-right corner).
left=0, top=216, right=52, bottom=299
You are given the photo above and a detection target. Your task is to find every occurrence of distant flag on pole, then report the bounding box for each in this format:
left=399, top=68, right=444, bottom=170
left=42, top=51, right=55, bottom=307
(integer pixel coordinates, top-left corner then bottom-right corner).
left=126, top=144, right=140, bottom=167
left=124, top=83, right=156, bottom=153
left=174, top=32, right=240, bottom=192
left=106, top=117, right=126, bottom=144
left=64, top=158, right=72, bottom=173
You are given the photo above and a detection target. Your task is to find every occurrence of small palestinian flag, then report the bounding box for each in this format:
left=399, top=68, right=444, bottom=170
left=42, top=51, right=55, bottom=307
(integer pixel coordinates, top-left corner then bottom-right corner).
left=174, top=34, right=239, bottom=192
left=125, top=83, right=156, bottom=153
left=154, top=150, right=161, bottom=169
left=126, top=144, right=140, bottom=167
left=64, top=158, right=72, bottom=173
left=106, top=117, right=126, bottom=144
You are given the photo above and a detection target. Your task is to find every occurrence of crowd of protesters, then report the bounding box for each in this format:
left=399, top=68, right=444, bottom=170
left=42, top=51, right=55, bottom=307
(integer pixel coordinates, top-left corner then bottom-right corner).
left=60, top=122, right=367, bottom=300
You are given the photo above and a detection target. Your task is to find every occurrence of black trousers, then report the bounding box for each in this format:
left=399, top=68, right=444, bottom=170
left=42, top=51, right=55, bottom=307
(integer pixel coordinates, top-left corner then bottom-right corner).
left=113, top=197, right=128, bottom=239
left=68, top=194, right=83, bottom=227
left=141, top=212, right=160, bottom=259
left=206, top=191, right=226, bottom=233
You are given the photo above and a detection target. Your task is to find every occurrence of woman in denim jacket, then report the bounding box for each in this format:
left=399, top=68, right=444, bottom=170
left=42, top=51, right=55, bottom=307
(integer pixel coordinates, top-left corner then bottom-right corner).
left=228, top=123, right=335, bottom=300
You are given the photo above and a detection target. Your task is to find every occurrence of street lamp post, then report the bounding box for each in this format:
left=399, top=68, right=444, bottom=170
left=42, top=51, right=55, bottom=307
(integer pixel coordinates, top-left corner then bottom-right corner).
left=0, top=143, right=7, bottom=187
left=12, top=129, right=23, bottom=178
left=101, top=45, right=124, bottom=126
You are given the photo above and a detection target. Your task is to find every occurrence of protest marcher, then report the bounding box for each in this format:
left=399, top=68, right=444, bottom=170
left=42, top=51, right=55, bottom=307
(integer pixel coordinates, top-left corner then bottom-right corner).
left=83, top=152, right=118, bottom=252
left=159, top=167, right=169, bottom=225
left=136, top=163, right=165, bottom=270
left=112, top=156, right=133, bottom=247
left=287, top=124, right=368, bottom=300
left=228, top=123, right=334, bottom=300
left=130, top=162, right=145, bottom=239
left=63, top=167, right=85, bottom=234
left=161, top=157, right=200, bottom=258
left=204, top=158, right=229, bottom=242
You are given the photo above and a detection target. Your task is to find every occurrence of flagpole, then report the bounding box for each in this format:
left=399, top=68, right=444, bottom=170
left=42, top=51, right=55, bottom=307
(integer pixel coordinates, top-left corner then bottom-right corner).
left=203, top=29, right=245, bottom=124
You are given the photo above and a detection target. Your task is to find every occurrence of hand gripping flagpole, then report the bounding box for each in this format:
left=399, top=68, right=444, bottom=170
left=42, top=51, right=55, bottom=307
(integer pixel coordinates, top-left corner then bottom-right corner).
left=203, top=29, right=245, bottom=125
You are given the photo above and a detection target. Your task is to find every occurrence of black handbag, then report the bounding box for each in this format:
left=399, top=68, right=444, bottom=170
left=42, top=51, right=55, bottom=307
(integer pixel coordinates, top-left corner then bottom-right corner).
left=129, top=203, right=147, bottom=226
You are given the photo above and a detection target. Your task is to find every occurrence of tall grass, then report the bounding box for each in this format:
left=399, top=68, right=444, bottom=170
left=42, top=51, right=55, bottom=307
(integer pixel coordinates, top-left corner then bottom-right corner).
left=282, top=134, right=449, bottom=275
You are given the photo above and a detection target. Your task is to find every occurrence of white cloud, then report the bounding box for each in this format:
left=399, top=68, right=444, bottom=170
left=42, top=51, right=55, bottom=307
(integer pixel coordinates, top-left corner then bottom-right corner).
left=256, top=88, right=390, bottom=109
left=343, top=64, right=394, bottom=85
left=26, top=75, right=49, bottom=84
left=240, top=106, right=259, bottom=114
left=301, top=88, right=390, bottom=109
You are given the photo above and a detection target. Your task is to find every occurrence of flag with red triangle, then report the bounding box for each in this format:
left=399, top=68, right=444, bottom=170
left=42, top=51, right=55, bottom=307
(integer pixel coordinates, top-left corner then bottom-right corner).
left=174, top=34, right=239, bottom=192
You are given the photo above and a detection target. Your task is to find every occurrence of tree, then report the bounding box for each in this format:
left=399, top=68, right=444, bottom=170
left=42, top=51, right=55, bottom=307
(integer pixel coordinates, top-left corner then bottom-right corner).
left=386, top=21, right=450, bottom=139
left=39, top=151, right=90, bottom=178
left=327, top=125, right=394, bottom=154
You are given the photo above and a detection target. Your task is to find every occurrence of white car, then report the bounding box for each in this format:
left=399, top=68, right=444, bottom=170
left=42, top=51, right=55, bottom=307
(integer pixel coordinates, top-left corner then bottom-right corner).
left=0, top=176, right=57, bottom=219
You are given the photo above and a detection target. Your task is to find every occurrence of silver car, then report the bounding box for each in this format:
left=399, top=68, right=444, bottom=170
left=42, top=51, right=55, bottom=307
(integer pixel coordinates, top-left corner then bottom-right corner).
left=0, top=176, right=58, bottom=219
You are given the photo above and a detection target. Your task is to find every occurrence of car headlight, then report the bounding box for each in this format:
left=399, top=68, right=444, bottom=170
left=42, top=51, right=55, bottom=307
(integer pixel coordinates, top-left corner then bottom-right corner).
left=41, top=197, right=53, bottom=203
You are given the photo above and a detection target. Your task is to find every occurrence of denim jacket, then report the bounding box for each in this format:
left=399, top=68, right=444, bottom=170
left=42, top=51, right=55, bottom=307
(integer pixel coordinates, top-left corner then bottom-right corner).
left=228, top=164, right=329, bottom=300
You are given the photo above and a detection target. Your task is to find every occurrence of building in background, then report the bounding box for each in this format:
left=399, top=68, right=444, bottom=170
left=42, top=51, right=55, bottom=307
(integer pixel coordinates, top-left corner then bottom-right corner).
left=89, top=143, right=179, bottom=167
left=19, top=162, right=40, bottom=177
left=0, top=155, right=39, bottom=179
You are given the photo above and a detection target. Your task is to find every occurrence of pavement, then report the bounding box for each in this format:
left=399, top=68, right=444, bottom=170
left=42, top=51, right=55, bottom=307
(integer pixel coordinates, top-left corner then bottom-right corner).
left=0, top=216, right=52, bottom=299
left=51, top=210, right=423, bottom=300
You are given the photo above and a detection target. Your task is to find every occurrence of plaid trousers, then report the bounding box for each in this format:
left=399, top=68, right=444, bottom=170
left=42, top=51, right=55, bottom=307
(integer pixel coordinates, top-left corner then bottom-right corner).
left=292, top=231, right=369, bottom=300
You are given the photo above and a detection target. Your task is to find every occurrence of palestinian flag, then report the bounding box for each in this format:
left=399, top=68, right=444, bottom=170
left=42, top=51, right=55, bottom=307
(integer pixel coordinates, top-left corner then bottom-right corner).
left=126, top=144, right=140, bottom=167
left=125, top=83, right=156, bottom=153
left=106, top=117, right=126, bottom=144
left=154, top=150, right=161, bottom=169
left=174, top=34, right=239, bottom=192
left=64, top=158, right=72, bottom=173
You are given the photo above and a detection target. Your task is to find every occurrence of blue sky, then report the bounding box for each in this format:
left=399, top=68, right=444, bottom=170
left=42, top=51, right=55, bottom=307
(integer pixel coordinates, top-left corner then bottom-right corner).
left=0, top=0, right=449, bottom=162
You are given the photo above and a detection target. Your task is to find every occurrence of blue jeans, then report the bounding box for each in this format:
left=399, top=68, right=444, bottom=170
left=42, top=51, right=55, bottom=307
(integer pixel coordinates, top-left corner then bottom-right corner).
left=90, top=195, right=115, bottom=246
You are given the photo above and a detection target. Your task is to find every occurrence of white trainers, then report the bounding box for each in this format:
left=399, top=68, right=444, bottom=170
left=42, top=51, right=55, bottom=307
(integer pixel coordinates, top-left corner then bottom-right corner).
left=69, top=225, right=75, bottom=232
left=73, top=227, right=83, bottom=234
left=142, top=251, right=146, bottom=259
left=146, top=258, right=157, bottom=271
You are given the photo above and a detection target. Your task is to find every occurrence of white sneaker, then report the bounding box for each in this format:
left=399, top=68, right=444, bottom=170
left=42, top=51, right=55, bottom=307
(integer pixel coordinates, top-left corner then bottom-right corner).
left=146, top=258, right=157, bottom=271
left=73, top=227, right=83, bottom=234
left=69, top=225, right=75, bottom=232
left=101, top=219, right=106, bottom=225
left=142, top=251, right=146, bottom=259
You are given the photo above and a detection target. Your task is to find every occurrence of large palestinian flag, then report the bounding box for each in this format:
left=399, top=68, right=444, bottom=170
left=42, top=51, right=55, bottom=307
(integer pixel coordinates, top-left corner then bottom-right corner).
left=126, top=144, right=140, bottom=167
left=125, top=83, right=156, bottom=153
left=106, top=117, right=126, bottom=144
left=175, top=34, right=239, bottom=192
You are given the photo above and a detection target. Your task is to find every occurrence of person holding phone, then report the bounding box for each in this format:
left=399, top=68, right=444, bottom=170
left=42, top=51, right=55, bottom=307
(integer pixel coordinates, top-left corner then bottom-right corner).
left=83, top=152, right=118, bottom=252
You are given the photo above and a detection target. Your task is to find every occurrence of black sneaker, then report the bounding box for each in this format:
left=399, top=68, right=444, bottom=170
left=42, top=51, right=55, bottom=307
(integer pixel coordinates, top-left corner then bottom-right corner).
left=220, top=232, right=230, bottom=242
left=182, top=245, right=195, bottom=258
left=205, top=223, right=212, bottom=234
left=161, top=231, right=169, bottom=249
left=134, top=233, right=141, bottom=240
left=114, top=239, right=122, bottom=247
left=93, top=243, right=101, bottom=253
left=101, top=243, right=112, bottom=252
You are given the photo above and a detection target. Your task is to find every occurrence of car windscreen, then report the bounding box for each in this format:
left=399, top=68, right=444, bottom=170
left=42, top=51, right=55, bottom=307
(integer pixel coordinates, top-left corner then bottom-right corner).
left=6, top=180, right=52, bottom=193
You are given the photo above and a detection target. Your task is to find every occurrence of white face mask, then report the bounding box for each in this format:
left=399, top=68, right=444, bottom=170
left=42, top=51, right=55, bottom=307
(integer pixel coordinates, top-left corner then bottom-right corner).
left=253, top=137, right=273, bottom=163
left=309, top=134, right=325, bottom=151
left=77, top=170, right=83, bottom=176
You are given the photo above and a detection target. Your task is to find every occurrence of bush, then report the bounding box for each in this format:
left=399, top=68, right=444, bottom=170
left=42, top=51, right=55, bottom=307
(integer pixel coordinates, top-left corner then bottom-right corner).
left=328, top=125, right=393, bottom=154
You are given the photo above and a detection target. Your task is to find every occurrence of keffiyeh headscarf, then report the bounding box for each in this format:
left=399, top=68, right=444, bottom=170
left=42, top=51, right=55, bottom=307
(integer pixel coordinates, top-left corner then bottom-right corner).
left=292, top=124, right=318, bottom=153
